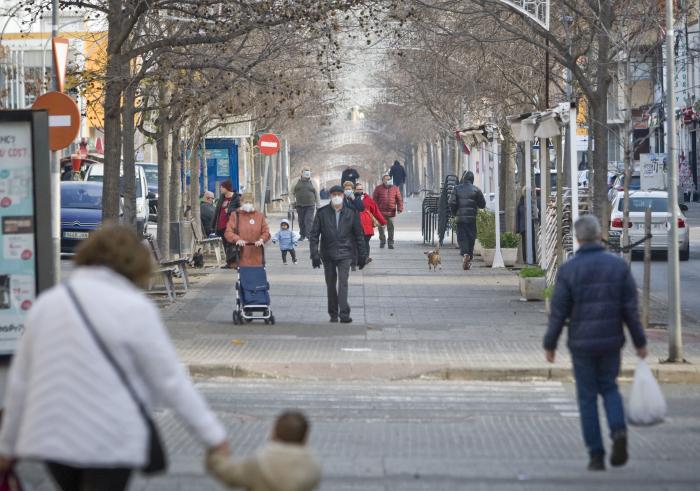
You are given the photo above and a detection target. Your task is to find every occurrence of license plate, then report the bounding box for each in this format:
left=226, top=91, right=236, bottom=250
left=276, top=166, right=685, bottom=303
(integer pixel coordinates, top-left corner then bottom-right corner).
left=634, top=223, right=665, bottom=231
left=63, top=231, right=89, bottom=239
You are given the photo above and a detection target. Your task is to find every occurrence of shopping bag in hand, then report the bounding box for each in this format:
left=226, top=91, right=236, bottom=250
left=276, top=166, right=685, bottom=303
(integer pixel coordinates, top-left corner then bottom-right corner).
left=0, top=470, right=24, bottom=491
left=628, top=359, right=666, bottom=426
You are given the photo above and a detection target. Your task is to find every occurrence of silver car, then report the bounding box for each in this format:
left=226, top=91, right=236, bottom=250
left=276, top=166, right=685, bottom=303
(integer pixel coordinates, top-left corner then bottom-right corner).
left=609, top=190, right=690, bottom=260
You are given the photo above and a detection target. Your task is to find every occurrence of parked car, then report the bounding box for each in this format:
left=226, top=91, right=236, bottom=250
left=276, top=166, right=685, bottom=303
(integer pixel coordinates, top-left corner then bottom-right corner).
left=608, top=173, right=641, bottom=201
left=609, top=190, right=690, bottom=261
left=139, top=162, right=159, bottom=221
left=84, top=163, right=149, bottom=236
left=60, top=181, right=104, bottom=254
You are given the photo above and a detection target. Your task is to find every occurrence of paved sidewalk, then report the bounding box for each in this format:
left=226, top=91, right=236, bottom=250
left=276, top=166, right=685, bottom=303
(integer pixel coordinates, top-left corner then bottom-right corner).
left=162, top=199, right=700, bottom=382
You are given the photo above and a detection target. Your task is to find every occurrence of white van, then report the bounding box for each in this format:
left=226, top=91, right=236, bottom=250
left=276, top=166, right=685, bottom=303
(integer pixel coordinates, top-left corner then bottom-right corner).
left=84, top=163, right=149, bottom=236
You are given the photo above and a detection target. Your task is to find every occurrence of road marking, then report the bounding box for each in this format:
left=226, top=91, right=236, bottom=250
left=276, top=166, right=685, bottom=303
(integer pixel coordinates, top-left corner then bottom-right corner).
left=49, top=115, right=71, bottom=127
left=341, top=348, right=372, bottom=352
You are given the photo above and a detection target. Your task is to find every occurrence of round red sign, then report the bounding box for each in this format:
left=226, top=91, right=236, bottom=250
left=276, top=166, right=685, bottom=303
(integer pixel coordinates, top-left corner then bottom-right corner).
left=258, top=133, right=281, bottom=156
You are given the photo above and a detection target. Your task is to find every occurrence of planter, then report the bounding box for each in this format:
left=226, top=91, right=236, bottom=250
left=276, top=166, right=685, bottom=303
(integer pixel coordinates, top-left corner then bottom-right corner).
left=481, top=248, right=495, bottom=266
left=519, top=276, right=546, bottom=301
left=502, top=248, right=518, bottom=267
left=473, top=239, right=482, bottom=257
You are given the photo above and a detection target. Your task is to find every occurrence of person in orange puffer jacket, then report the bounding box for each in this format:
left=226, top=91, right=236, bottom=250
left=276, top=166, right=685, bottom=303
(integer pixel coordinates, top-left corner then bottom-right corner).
left=354, top=182, right=386, bottom=261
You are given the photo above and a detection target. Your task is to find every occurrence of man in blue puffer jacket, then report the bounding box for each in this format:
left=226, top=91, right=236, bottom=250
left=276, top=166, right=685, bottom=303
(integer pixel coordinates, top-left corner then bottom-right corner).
left=544, top=214, right=647, bottom=472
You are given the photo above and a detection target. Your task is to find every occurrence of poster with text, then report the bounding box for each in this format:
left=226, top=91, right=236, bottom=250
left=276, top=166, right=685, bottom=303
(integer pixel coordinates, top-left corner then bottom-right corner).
left=0, top=121, right=35, bottom=354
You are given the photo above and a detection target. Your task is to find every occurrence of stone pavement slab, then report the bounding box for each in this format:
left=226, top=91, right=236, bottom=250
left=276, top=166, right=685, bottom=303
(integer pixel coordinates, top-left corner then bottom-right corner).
left=161, top=198, right=700, bottom=382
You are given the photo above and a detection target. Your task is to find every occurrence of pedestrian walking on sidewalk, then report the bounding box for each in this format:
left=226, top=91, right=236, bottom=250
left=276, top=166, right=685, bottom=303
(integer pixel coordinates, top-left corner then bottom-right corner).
left=272, top=219, right=300, bottom=265
left=343, top=181, right=365, bottom=271
left=340, top=166, right=360, bottom=186
left=544, top=215, right=648, bottom=472
left=448, top=171, right=485, bottom=270
left=372, top=173, right=403, bottom=249
left=354, top=182, right=386, bottom=261
left=207, top=411, right=321, bottom=491
left=0, top=225, right=229, bottom=491
left=293, top=168, right=319, bottom=241
left=310, top=185, right=367, bottom=323
left=225, top=193, right=271, bottom=267
left=214, top=179, right=241, bottom=269
left=389, top=160, right=407, bottom=197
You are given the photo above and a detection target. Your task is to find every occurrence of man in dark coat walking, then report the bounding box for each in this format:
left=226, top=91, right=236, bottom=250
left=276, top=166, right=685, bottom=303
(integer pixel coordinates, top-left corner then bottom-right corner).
left=310, top=185, right=367, bottom=324
left=389, top=160, right=407, bottom=196
left=448, top=171, right=486, bottom=270
left=544, top=215, right=647, bottom=471
left=293, top=167, right=319, bottom=241
left=340, top=166, right=360, bottom=186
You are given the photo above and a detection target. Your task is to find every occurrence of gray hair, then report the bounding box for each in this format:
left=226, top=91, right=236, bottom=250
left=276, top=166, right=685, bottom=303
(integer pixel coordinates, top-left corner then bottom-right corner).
left=575, top=214, right=601, bottom=243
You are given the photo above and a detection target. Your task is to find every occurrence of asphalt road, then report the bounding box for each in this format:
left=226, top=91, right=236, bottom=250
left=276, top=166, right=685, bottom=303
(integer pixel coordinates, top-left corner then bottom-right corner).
left=16, top=380, right=700, bottom=490
left=630, top=202, right=700, bottom=325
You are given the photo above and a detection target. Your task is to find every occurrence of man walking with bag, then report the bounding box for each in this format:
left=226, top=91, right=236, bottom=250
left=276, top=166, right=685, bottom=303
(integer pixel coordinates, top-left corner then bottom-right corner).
left=544, top=215, right=648, bottom=471
left=293, top=167, right=319, bottom=241
left=309, top=185, right=367, bottom=323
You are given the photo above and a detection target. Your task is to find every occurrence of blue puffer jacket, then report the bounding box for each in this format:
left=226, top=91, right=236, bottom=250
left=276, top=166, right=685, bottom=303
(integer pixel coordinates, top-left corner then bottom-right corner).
left=543, top=243, right=646, bottom=355
left=272, top=220, right=299, bottom=251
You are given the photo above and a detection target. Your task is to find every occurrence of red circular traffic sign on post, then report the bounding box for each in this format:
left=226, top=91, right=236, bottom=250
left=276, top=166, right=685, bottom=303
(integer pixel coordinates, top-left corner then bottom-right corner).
left=258, top=133, right=281, bottom=156
left=32, top=91, right=80, bottom=151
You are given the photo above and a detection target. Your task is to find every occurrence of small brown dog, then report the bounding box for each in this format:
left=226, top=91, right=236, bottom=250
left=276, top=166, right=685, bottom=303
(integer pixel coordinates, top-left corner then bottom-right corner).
left=424, top=247, right=442, bottom=271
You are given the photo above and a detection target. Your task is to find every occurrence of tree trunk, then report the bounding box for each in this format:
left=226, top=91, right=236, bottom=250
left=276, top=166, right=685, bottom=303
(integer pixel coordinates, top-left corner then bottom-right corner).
left=502, top=131, right=516, bottom=233
left=156, top=85, right=171, bottom=258
left=122, top=79, right=137, bottom=232
left=190, top=132, right=203, bottom=238
left=102, top=50, right=124, bottom=221
left=591, top=0, right=613, bottom=235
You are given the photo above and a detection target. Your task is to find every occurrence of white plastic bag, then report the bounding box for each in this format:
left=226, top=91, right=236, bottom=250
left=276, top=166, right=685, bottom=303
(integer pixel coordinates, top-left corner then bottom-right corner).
left=628, top=359, right=667, bottom=426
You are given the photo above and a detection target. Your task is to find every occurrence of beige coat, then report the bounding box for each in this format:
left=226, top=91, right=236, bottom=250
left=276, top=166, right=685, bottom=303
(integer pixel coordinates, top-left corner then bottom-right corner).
left=224, top=210, right=271, bottom=267
left=207, top=442, right=321, bottom=491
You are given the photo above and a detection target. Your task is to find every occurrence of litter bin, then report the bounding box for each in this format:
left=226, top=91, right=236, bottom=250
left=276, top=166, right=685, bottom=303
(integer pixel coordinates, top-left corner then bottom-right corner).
left=169, top=221, right=194, bottom=259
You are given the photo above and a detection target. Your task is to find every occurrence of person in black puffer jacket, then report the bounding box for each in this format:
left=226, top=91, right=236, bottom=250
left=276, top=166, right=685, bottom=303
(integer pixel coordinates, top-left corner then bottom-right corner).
left=448, top=171, right=486, bottom=270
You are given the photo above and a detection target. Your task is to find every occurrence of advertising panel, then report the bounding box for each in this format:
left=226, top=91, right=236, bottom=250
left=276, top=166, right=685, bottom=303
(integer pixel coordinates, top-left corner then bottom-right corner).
left=0, top=121, right=35, bottom=353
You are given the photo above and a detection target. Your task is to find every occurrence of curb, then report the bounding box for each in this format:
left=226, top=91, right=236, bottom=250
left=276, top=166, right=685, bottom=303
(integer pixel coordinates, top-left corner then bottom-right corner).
left=186, top=364, right=700, bottom=384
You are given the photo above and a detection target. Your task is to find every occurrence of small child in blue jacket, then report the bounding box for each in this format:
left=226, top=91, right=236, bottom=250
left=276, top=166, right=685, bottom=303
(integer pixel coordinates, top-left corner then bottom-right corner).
left=272, top=219, right=300, bottom=265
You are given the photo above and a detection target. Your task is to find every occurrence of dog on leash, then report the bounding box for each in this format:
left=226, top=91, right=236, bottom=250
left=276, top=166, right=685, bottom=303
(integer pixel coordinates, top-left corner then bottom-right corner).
left=424, top=247, right=442, bottom=271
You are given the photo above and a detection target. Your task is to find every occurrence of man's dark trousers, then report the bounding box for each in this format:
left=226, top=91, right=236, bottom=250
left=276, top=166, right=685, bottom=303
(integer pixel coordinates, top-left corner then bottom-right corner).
left=324, top=258, right=352, bottom=320
left=572, top=352, right=626, bottom=456
left=456, top=222, right=477, bottom=257
left=296, top=205, right=315, bottom=239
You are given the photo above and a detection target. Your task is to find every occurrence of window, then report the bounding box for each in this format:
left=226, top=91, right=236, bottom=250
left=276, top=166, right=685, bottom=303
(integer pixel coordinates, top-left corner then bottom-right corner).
left=608, top=127, right=622, bottom=163
left=619, top=197, right=667, bottom=212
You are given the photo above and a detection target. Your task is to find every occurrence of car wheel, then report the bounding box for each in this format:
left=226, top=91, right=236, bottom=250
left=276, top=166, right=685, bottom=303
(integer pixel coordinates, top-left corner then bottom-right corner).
left=680, top=242, right=690, bottom=261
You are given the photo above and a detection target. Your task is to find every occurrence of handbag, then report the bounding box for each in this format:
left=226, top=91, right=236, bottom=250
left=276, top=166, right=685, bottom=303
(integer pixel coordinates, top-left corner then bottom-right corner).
left=0, top=470, right=24, bottom=491
left=65, top=284, right=167, bottom=475
left=225, top=211, right=241, bottom=264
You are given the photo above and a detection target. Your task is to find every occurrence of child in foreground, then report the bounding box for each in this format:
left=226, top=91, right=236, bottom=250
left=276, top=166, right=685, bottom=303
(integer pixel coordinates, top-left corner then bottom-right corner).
left=206, top=411, right=321, bottom=491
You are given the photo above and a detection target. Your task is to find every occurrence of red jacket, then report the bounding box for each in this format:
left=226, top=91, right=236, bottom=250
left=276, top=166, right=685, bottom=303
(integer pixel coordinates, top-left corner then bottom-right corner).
left=372, top=184, right=404, bottom=217
left=358, top=194, right=387, bottom=236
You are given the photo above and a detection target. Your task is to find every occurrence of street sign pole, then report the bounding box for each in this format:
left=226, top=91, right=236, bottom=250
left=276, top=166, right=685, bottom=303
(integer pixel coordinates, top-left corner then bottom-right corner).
left=525, top=140, right=534, bottom=263
left=50, top=0, right=60, bottom=282
left=569, top=103, right=579, bottom=251
left=665, top=0, right=683, bottom=362
left=492, top=135, right=505, bottom=268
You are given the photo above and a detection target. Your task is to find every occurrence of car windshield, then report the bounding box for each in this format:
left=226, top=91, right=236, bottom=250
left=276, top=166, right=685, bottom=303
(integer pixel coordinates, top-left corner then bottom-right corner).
left=89, top=167, right=143, bottom=198
left=619, top=197, right=668, bottom=212
left=142, top=167, right=158, bottom=186
left=61, top=186, right=102, bottom=209
left=619, top=175, right=641, bottom=189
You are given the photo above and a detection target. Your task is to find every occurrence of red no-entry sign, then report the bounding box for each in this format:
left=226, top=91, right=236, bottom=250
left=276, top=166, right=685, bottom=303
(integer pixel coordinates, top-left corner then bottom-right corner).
left=258, top=133, right=280, bottom=156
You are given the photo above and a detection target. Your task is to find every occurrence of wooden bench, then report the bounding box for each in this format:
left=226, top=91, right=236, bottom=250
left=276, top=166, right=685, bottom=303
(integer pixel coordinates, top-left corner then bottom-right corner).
left=142, top=239, right=176, bottom=301
left=189, top=219, right=224, bottom=267
left=145, top=236, right=190, bottom=296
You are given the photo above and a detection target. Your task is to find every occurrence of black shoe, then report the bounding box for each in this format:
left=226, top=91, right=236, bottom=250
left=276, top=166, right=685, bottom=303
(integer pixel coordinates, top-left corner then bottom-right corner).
left=388, top=244, right=394, bottom=249
left=610, top=430, right=628, bottom=467
left=330, top=317, right=339, bottom=323
left=380, top=243, right=385, bottom=249
left=340, top=317, right=353, bottom=324
left=588, top=453, right=606, bottom=471
left=351, top=265, right=357, bottom=271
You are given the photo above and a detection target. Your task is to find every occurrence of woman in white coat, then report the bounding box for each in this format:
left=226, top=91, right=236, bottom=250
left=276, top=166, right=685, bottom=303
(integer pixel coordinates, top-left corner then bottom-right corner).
left=0, top=225, right=228, bottom=490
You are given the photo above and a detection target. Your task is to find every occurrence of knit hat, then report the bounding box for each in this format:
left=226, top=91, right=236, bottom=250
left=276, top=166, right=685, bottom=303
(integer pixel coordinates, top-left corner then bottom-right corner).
left=220, top=179, right=233, bottom=192
left=329, top=185, right=344, bottom=195
left=241, top=192, right=254, bottom=203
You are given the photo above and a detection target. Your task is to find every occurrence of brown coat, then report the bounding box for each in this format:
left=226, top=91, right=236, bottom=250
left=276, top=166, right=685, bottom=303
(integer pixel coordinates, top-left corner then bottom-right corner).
left=224, top=210, right=271, bottom=267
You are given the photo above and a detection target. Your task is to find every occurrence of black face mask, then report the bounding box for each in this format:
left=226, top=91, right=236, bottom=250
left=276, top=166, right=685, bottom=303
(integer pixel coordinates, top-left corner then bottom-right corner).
left=355, top=192, right=363, bottom=197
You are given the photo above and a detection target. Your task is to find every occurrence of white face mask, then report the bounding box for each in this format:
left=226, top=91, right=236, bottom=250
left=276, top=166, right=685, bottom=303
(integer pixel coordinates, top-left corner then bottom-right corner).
left=302, top=171, right=311, bottom=178
left=331, top=196, right=344, bottom=206
left=344, top=189, right=353, bottom=197
left=241, top=203, right=254, bottom=212
left=384, top=179, right=393, bottom=187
